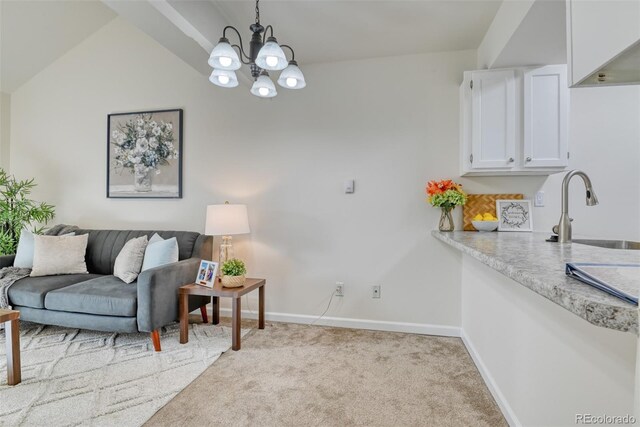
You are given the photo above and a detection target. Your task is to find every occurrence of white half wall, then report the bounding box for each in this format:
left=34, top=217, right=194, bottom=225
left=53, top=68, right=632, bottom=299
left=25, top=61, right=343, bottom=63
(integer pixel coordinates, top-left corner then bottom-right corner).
left=462, top=254, right=637, bottom=427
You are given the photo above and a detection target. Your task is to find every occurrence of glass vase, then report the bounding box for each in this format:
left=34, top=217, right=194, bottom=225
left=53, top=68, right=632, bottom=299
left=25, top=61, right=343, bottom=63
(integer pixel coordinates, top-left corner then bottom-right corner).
left=134, top=169, right=153, bottom=192
left=438, top=207, right=455, bottom=232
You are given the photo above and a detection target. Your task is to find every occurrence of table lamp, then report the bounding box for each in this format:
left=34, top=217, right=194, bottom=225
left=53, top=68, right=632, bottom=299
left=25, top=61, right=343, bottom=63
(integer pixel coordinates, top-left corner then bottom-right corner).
left=205, top=202, right=250, bottom=271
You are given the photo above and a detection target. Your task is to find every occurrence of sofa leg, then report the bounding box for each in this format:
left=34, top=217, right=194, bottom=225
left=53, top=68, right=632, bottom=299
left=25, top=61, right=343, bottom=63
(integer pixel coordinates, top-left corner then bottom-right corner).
left=151, top=330, right=161, bottom=352
left=200, top=305, right=208, bottom=323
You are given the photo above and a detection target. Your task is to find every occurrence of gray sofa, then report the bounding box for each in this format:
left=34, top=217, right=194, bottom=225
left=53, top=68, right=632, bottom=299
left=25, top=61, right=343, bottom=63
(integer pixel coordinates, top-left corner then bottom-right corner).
left=0, top=229, right=212, bottom=351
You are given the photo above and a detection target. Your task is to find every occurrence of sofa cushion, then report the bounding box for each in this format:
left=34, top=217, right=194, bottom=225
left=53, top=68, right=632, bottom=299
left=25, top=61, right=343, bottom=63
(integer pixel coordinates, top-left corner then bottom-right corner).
left=8, top=274, right=103, bottom=309
left=44, top=275, right=138, bottom=317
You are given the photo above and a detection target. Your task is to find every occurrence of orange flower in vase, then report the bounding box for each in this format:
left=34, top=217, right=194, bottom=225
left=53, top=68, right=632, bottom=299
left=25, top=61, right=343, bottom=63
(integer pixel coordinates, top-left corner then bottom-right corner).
left=426, top=179, right=467, bottom=231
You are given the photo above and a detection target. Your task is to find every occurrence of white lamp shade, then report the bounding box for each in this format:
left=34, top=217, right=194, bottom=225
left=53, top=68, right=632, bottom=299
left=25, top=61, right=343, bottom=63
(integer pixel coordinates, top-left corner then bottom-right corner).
left=209, top=69, right=239, bottom=88
left=255, top=40, right=288, bottom=71
left=208, top=40, right=241, bottom=71
left=277, top=62, right=306, bottom=89
left=205, top=204, right=250, bottom=236
left=250, top=75, right=277, bottom=98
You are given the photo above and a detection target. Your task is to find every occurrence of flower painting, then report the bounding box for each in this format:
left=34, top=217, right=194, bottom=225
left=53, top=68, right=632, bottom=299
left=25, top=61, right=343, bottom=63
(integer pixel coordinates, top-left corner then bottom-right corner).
left=107, top=109, right=182, bottom=198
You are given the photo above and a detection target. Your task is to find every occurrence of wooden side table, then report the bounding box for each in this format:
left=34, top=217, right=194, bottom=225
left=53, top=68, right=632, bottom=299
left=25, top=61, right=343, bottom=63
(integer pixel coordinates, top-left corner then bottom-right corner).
left=1, top=309, right=20, bottom=385
left=179, top=278, right=265, bottom=351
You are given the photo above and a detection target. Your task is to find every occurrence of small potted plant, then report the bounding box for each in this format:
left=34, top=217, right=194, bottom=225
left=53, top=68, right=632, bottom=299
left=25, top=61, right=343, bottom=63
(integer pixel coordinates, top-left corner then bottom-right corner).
left=426, top=179, right=467, bottom=231
left=221, top=258, right=247, bottom=288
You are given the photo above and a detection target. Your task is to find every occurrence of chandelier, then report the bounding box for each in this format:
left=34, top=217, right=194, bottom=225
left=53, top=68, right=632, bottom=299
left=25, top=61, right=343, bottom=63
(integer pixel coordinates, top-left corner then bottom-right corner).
left=208, top=0, right=306, bottom=98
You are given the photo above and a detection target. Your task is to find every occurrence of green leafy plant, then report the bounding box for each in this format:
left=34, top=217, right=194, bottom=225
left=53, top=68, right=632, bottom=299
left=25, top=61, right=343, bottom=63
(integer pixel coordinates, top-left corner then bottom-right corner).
left=0, top=169, right=55, bottom=255
left=221, top=258, right=246, bottom=277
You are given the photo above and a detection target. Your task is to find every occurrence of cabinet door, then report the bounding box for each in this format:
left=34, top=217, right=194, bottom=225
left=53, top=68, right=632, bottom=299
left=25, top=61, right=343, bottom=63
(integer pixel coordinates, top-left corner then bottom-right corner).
left=523, top=65, right=569, bottom=168
left=470, top=70, right=517, bottom=169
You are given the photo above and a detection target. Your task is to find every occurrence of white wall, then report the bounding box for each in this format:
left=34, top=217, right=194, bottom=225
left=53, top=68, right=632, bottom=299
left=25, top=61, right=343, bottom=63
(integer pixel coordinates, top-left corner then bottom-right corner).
left=8, top=17, right=640, bottom=330
left=0, top=92, right=9, bottom=170
left=476, top=0, right=535, bottom=69
left=10, top=18, right=474, bottom=330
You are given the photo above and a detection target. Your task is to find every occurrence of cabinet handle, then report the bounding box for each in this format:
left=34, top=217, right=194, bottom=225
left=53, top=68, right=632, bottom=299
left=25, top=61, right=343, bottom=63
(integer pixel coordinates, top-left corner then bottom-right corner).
left=526, top=157, right=532, bottom=162
left=508, top=157, right=514, bottom=163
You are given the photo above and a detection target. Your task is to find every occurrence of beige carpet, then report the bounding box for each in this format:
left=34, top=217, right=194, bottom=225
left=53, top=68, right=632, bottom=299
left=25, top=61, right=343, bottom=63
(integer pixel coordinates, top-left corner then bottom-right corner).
left=0, top=321, right=247, bottom=427
left=146, top=322, right=506, bottom=427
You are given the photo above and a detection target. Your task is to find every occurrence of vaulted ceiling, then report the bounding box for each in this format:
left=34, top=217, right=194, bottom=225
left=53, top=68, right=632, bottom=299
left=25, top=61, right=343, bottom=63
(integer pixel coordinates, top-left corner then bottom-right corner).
left=1, top=0, right=503, bottom=93
left=0, top=0, right=116, bottom=93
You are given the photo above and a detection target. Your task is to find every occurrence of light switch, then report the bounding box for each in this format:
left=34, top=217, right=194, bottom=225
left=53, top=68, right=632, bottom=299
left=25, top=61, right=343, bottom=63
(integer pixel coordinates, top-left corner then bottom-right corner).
left=535, top=191, right=545, bottom=207
left=344, top=180, right=355, bottom=194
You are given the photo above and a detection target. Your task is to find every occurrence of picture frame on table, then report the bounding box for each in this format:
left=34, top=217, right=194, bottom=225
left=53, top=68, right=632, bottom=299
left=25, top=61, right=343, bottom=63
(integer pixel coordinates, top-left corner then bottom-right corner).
left=496, top=199, right=533, bottom=232
left=196, top=260, right=218, bottom=288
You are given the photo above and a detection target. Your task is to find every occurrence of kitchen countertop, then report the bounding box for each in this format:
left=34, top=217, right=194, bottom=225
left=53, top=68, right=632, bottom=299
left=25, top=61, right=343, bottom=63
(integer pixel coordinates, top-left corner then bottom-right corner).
left=432, top=231, right=639, bottom=335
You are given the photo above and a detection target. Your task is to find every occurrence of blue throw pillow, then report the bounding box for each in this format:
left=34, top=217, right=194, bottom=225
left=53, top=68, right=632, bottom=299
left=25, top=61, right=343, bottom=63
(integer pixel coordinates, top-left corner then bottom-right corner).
left=14, top=229, right=35, bottom=268
left=141, top=234, right=179, bottom=271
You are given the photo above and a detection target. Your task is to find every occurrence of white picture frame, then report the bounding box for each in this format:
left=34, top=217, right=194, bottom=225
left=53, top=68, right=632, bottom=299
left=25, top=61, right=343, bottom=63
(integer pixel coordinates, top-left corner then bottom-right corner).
left=496, top=199, right=533, bottom=232
left=196, top=260, right=218, bottom=288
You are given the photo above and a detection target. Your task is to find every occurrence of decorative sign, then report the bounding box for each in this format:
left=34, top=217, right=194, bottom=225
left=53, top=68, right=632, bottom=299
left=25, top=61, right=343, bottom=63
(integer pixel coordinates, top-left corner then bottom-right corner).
left=496, top=200, right=533, bottom=232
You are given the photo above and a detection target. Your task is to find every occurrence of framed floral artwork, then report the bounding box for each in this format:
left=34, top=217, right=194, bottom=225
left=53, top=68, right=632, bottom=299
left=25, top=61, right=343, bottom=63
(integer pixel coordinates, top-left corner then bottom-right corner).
left=107, top=109, right=183, bottom=198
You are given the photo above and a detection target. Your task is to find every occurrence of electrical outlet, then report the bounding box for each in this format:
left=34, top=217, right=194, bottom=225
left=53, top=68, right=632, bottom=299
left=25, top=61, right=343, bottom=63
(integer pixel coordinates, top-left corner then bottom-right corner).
left=335, top=282, right=344, bottom=297
left=372, top=285, right=381, bottom=299
left=535, top=191, right=545, bottom=207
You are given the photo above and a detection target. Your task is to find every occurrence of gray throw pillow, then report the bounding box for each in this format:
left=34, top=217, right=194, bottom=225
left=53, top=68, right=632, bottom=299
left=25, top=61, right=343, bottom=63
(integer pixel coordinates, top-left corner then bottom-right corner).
left=113, top=235, right=148, bottom=283
left=30, top=234, right=89, bottom=277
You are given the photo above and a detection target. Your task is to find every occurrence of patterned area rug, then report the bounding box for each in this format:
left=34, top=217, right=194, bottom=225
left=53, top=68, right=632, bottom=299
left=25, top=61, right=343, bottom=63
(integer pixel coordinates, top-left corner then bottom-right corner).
left=0, top=321, right=247, bottom=426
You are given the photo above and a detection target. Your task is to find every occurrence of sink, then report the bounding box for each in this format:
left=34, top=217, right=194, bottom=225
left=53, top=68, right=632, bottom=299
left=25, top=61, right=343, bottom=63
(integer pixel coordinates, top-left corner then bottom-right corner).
left=573, top=239, right=640, bottom=250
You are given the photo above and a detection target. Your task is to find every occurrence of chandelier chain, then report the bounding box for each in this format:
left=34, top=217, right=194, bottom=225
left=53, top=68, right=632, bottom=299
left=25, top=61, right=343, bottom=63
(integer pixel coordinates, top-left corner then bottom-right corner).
left=255, top=0, right=260, bottom=24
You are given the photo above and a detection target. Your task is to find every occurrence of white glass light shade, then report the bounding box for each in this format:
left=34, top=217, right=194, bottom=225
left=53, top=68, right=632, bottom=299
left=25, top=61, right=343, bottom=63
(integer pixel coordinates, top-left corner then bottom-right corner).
left=209, top=69, right=239, bottom=88
left=250, top=75, right=277, bottom=98
left=277, top=62, right=306, bottom=89
left=208, top=40, right=241, bottom=71
left=255, top=39, right=288, bottom=71
left=205, top=204, right=250, bottom=236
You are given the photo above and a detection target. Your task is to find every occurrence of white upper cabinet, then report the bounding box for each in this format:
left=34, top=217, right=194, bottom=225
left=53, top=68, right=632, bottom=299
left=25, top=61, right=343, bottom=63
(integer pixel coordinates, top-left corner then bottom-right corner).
left=470, top=70, right=517, bottom=169
left=523, top=65, right=569, bottom=168
left=460, top=66, right=569, bottom=176
left=567, top=0, right=640, bottom=87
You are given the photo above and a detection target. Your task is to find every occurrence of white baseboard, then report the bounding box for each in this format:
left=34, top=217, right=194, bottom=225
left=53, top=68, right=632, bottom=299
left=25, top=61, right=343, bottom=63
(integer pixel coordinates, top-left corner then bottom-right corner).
left=211, top=307, right=461, bottom=337
left=460, top=330, right=520, bottom=427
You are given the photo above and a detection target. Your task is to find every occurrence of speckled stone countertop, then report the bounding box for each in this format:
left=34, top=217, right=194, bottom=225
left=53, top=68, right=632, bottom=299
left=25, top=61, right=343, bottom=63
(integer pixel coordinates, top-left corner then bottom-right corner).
left=432, top=231, right=639, bottom=335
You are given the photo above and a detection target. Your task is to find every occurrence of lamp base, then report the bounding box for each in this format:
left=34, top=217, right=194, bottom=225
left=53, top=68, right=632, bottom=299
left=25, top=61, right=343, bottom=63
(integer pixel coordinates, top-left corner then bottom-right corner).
left=218, top=236, right=234, bottom=275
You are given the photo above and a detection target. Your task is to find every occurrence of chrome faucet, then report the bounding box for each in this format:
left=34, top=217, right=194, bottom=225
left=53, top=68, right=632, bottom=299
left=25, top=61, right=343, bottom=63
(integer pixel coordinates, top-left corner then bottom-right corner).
left=553, top=170, right=599, bottom=243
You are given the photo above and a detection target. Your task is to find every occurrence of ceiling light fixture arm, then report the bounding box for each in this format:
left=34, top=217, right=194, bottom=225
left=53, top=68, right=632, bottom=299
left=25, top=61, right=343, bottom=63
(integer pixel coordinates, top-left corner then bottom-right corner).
left=280, top=44, right=295, bottom=62
left=232, top=45, right=252, bottom=64
left=262, top=25, right=276, bottom=43
left=222, top=26, right=252, bottom=60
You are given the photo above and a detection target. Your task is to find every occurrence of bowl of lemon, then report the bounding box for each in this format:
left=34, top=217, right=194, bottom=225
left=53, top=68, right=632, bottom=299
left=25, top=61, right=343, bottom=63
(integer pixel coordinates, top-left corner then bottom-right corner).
left=472, top=213, right=499, bottom=232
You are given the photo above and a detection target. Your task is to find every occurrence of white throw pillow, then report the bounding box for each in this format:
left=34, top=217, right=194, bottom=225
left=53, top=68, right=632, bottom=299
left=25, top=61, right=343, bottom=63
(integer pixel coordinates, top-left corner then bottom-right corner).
left=141, top=234, right=179, bottom=271
left=14, top=229, right=75, bottom=268
left=30, top=234, right=89, bottom=277
left=113, top=235, right=148, bottom=283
